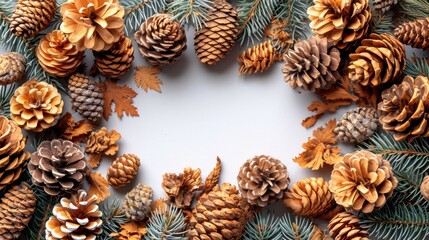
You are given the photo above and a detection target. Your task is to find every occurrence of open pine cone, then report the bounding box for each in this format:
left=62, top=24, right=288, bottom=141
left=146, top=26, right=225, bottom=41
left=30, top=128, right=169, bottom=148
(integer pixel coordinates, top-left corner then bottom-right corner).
left=374, top=0, right=398, bottom=14
left=162, top=168, right=203, bottom=208
left=237, top=40, right=277, bottom=75
left=122, top=183, right=153, bottom=221
left=334, top=107, right=379, bottom=143
left=328, top=212, right=369, bottom=240
left=422, top=176, right=429, bottom=201
left=0, top=52, right=26, bottom=85
left=395, top=17, right=429, bottom=50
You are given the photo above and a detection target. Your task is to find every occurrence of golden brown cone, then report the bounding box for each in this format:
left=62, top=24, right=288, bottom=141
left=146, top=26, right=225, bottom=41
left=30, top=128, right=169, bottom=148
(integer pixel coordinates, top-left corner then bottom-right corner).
left=122, top=183, right=153, bottom=221
left=107, top=154, right=140, bottom=188
left=395, top=17, right=429, bottom=50
left=0, top=52, right=26, bottom=85
left=237, top=40, right=277, bottom=75
left=85, top=127, right=121, bottom=167
left=421, top=175, right=429, bottom=201
left=328, top=212, right=369, bottom=240
left=162, top=168, right=203, bottom=208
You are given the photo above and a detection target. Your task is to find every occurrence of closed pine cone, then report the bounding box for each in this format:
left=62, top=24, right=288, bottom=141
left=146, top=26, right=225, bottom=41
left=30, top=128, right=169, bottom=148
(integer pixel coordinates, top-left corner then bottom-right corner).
left=107, top=154, right=140, bottom=188
left=45, top=190, right=103, bottom=240
left=0, top=182, right=37, bottom=240
left=122, top=183, right=153, bottom=221
left=10, top=79, right=64, bottom=132
left=378, top=75, right=429, bottom=142
left=28, top=139, right=88, bottom=196
left=421, top=176, right=429, bottom=201
left=308, top=0, right=372, bottom=49
left=282, top=37, right=341, bottom=92
left=328, top=212, right=369, bottom=240
left=37, top=30, right=84, bottom=77
left=0, top=116, right=29, bottom=190
left=334, top=107, right=379, bottom=143
left=0, top=52, right=26, bottom=85
left=348, top=33, right=406, bottom=87
left=194, top=0, right=238, bottom=65
left=329, top=150, right=398, bottom=213
left=374, top=0, right=398, bottom=14
left=134, top=14, right=187, bottom=66
left=92, top=36, right=134, bottom=79
left=237, top=40, right=277, bottom=75
left=188, top=183, right=252, bottom=240
left=395, top=17, right=429, bottom=50
left=68, top=73, right=104, bottom=123
left=9, top=0, right=56, bottom=39
left=237, top=155, right=289, bottom=207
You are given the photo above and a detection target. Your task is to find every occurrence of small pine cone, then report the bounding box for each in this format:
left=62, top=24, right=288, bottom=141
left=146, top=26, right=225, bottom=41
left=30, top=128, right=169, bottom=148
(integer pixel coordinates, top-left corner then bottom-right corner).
left=194, top=0, right=238, bottom=65
left=395, top=17, right=429, bottom=50
left=92, top=36, right=134, bottom=79
left=282, top=37, right=341, bottom=92
left=329, top=150, right=398, bottom=213
left=237, top=40, right=277, bottom=75
left=37, top=30, right=84, bottom=77
left=107, top=154, right=140, bottom=188
left=348, top=33, right=406, bottom=87
left=9, top=0, right=56, bottom=39
left=378, top=75, right=429, bottom=142
left=421, top=175, right=429, bottom=201
left=68, top=73, right=104, bottom=123
left=237, top=155, right=289, bottom=207
left=334, top=107, right=379, bottom=143
left=134, top=14, right=187, bottom=66
left=374, top=0, right=398, bottom=14
left=162, top=168, right=203, bottom=208
left=45, top=190, right=102, bottom=240
left=328, top=212, right=369, bottom=240
left=0, top=52, right=26, bottom=85
left=122, top=183, right=153, bottom=221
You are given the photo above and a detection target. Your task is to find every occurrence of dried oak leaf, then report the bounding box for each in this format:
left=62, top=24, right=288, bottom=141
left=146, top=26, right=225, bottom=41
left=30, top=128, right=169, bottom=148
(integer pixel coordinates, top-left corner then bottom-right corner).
left=87, top=172, right=110, bottom=203
left=86, top=127, right=121, bottom=168
left=302, top=100, right=353, bottom=128
left=55, top=112, right=94, bottom=143
left=110, top=221, right=147, bottom=240
left=97, top=80, right=139, bottom=120
left=162, top=168, right=204, bottom=208
left=202, top=157, right=221, bottom=194
left=134, top=65, right=163, bottom=93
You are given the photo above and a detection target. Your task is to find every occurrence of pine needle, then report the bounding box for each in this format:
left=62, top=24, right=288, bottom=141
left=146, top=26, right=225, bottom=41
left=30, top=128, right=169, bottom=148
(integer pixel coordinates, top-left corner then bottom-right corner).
left=274, top=0, right=312, bottom=43
left=121, top=0, right=167, bottom=36
left=404, top=56, right=429, bottom=78
left=168, top=0, right=214, bottom=30
left=370, top=11, right=394, bottom=34
left=144, top=205, right=188, bottom=240
left=280, top=213, right=319, bottom=239
left=243, top=212, right=282, bottom=240
left=99, top=198, right=129, bottom=240
left=0, top=84, right=15, bottom=118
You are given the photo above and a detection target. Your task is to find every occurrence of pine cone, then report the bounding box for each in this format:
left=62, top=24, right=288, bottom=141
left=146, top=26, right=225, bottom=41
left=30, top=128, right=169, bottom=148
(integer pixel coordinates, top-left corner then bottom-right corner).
left=194, top=0, right=238, bottom=65
left=10, top=79, right=64, bottom=132
left=134, top=14, right=187, bottom=66
left=421, top=175, right=429, bottom=201
left=68, top=73, right=104, bottom=123
left=9, top=0, right=56, bottom=39
left=378, top=75, right=429, bottom=142
left=237, top=40, right=277, bottom=75
left=334, top=107, right=379, bottom=143
left=45, top=190, right=102, bottom=240
left=328, top=212, right=369, bottom=240
left=107, top=154, right=140, bottom=188
left=60, top=0, right=124, bottom=51
left=374, top=0, right=398, bottom=14
left=0, top=182, right=36, bottom=240
left=308, top=0, right=372, bottom=49
left=162, top=168, right=203, bottom=208
left=0, top=116, right=29, bottom=190
left=188, top=183, right=252, bottom=240
left=348, top=33, right=406, bottom=87
left=395, top=17, right=429, bottom=50
left=0, top=52, right=25, bottom=85
left=92, top=36, right=134, bottom=79
left=28, top=139, right=88, bottom=196
left=237, top=155, right=289, bottom=207
left=282, top=37, right=341, bottom=92
left=85, top=127, right=120, bottom=155
left=122, top=183, right=153, bottom=221
left=329, top=150, right=398, bottom=213
left=37, top=30, right=84, bottom=77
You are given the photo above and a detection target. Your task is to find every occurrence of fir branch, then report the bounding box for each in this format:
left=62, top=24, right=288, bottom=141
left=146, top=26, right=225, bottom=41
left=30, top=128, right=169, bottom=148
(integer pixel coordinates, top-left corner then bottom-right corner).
left=0, top=0, right=16, bottom=17
left=404, top=56, right=429, bottom=78
left=98, top=198, right=129, bottom=240
left=280, top=213, right=318, bottom=239
left=121, top=0, right=167, bottom=36
left=0, top=83, right=16, bottom=118
left=144, top=205, right=188, bottom=240
left=397, top=0, right=429, bottom=21
left=370, top=11, right=394, bottom=34
left=274, top=0, right=312, bottom=43
left=168, top=0, right=214, bottom=30
left=243, top=212, right=282, bottom=240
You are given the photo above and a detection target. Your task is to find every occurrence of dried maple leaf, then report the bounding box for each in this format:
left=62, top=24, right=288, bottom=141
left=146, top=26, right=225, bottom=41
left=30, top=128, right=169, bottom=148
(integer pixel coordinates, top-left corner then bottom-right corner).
left=302, top=99, right=354, bottom=128
left=134, top=65, right=163, bottom=93
left=87, top=172, right=110, bottom=203
left=202, top=157, right=221, bottom=194
left=110, top=221, right=147, bottom=240
left=97, top=80, right=139, bottom=120
left=55, top=112, right=95, bottom=143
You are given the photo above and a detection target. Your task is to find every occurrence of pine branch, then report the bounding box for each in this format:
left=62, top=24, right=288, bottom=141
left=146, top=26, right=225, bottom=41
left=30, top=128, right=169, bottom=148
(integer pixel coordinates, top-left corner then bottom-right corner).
left=243, top=212, right=282, bottom=240
left=0, top=0, right=16, bottom=17
left=404, top=56, right=429, bottom=78
left=370, top=11, right=394, bottom=34
left=121, top=0, right=167, bottom=36
left=397, top=0, right=429, bottom=21
left=144, top=205, right=188, bottom=240
left=168, top=0, right=214, bottom=30
left=280, top=212, right=320, bottom=239
left=0, top=83, right=16, bottom=118
left=274, top=0, right=312, bottom=43
left=98, top=198, right=129, bottom=240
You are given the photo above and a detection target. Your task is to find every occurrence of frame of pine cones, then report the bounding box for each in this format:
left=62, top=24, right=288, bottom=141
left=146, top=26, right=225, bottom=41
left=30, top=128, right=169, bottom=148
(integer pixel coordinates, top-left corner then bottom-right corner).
left=0, top=0, right=428, bottom=239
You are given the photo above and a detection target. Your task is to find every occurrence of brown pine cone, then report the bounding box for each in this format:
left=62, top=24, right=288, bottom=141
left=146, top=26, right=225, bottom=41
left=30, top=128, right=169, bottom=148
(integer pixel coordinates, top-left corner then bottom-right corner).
left=28, top=139, right=88, bottom=196
left=329, top=150, right=398, bottom=213
left=10, top=79, right=64, bottom=132
left=395, top=17, right=429, bottom=50
left=328, top=212, right=369, bottom=240
left=348, top=33, right=406, bottom=87
left=237, top=40, right=277, bottom=75
left=162, top=168, right=203, bottom=208
left=134, top=14, right=187, bottom=66
left=374, top=0, right=398, bottom=14
left=378, top=75, right=429, bottom=142
left=45, top=190, right=102, bottom=240
left=308, top=0, right=372, bottom=49
left=0, top=52, right=26, bottom=85
left=37, top=30, right=84, bottom=77
left=237, top=155, right=289, bottom=207
left=421, top=175, right=429, bottom=201
left=9, top=0, right=56, bottom=39
left=107, top=154, right=140, bottom=188
left=85, top=127, right=120, bottom=155
left=282, top=37, right=341, bottom=92
left=123, top=183, right=153, bottom=221
left=334, top=107, right=379, bottom=143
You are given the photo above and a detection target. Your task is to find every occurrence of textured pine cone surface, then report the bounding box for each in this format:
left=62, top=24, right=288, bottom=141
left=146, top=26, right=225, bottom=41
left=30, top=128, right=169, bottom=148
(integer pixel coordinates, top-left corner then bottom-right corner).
left=0, top=52, right=25, bottom=85
left=395, top=17, right=429, bottom=50
left=374, top=0, right=398, bottom=14
left=334, top=107, right=379, bottom=143
left=237, top=40, right=277, bottom=75
left=328, top=212, right=370, bottom=240
left=122, top=183, right=153, bottom=221
left=107, top=154, right=140, bottom=188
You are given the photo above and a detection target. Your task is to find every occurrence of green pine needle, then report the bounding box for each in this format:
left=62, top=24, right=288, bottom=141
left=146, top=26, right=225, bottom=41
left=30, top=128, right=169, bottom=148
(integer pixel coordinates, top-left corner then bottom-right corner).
left=99, top=198, right=129, bottom=240
left=0, top=0, right=16, bottom=16
left=144, top=205, right=188, bottom=240
left=397, top=0, right=429, bottom=21
left=0, top=84, right=16, bottom=118
left=370, top=11, right=394, bottom=34
left=280, top=213, right=319, bottom=239
left=404, top=56, right=429, bottom=78
left=121, top=0, right=167, bottom=36
left=168, top=0, right=214, bottom=31
left=243, top=212, right=282, bottom=240
left=274, top=0, right=312, bottom=43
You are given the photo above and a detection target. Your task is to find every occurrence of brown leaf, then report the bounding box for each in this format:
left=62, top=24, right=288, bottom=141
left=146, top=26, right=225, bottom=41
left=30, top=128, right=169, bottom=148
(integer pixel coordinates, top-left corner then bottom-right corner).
left=317, top=85, right=359, bottom=102
left=152, top=198, right=167, bottom=212
left=313, top=119, right=337, bottom=144
left=97, top=80, right=139, bottom=120
left=302, top=100, right=353, bottom=128
left=302, top=114, right=324, bottom=128
left=87, top=172, right=110, bottom=203
left=110, top=221, right=147, bottom=240
left=134, top=66, right=163, bottom=93
left=203, top=157, right=221, bottom=194
left=55, top=112, right=95, bottom=143
left=88, top=153, right=102, bottom=169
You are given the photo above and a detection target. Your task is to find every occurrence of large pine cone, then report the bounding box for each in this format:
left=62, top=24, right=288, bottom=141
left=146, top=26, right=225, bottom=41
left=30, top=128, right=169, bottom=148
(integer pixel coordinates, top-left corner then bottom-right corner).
left=282, top=37, right=341, bottom=92
left=237, top=155, right=289, bottom=207
left=9, top=0, right=56, bottom=39
left=422, top=175, right=429, bottom=201
left=10, top=79, right=64, bottom=132
left=334, top=107, right=379, bottom=143
left=194, top=0, right=238, bottom=65
left=328, top=212, right=369, bottom=240
left=107, top=154, right=140, bottom=188
left=28, top=139, right=88, bottom=196
left=395, top=17, right=429, bottom=50
left=378, top=75, right=429, bottom=142
left=329, top=150, right=398, bottom=213
left=0, top=52, right=26, bottom=85
left=0, top=116, right=29, bottom=190
left=0, top=182, right=36, bottom=240
left=134, top=14, right=187, bottom=66
left=122, top=183, right=153, bottom=221
left=308, top=0, right=372, bottom=49
left=37, top=30, right=84, bottom=77
left=68, top=73, right=104, bottom=123
left=188, top=183, right=252, bottom=240
left=237, top=40, right=277, bottom=75
left=348, top=33, right=406, bottom=87
left=374, top=0, right=398, bottom=14
left=45, top=190, right=102, bottom=240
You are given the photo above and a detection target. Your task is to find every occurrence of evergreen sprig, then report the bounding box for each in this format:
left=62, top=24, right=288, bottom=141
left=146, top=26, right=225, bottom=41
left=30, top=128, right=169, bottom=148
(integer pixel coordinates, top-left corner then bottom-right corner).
left=98, top=198, right=129, bottom=240
left=404, top=56, right=429, bottom=78
left=243, top=212, right=282, bottom=240
left=121, top=0, right=167, bottom=36
left=0, top=83, right=16, bottom=117
left=275, top=0, right=312, bottom=43
left=280, top=213, right=319, bottom=239
left=144, top=205, right=188, bottom=240
left=168, top=0, right=214, bottom=30
left=0, top=0, right=16, bottom=16
left=397, top=0, right=429, bottom=21
left=370, top=11, right=394, bottom=34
